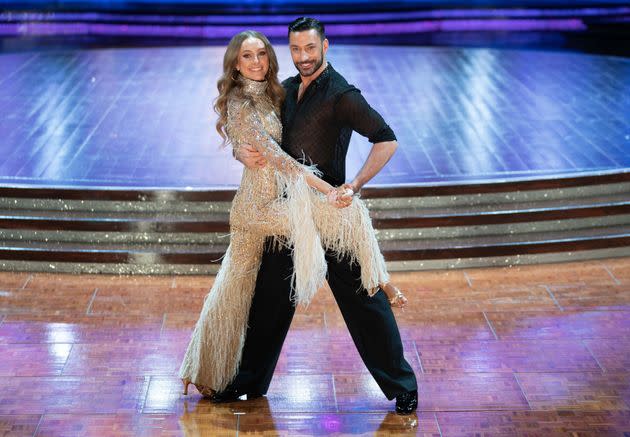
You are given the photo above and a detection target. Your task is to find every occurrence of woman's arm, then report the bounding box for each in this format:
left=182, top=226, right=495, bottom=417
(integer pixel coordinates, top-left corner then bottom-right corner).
left=305, top=172, right=333, bottom=196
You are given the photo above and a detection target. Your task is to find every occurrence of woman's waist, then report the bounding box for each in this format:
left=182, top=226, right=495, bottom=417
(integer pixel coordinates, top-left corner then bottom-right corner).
left=237, top=168, right=277, bottom=194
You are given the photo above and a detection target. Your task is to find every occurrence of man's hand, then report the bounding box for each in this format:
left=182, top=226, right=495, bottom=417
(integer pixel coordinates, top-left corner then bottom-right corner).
left=332, top=183, right=355, bottom=208
left=338, top=183, right=356, bottom=206
left=234, top=144, right=267, bottom=169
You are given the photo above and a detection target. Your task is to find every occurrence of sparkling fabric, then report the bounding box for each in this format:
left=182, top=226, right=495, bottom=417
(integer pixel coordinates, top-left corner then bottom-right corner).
left=281, top=63, right=397, bottom=187
left=226, top=78, right=295, bottom=236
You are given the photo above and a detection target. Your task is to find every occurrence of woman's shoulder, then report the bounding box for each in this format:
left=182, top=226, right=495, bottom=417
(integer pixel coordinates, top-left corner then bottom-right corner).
left=226, top=88, right=243, bottom=104
left=227, top=90, right=251, bottom=114
left=226, top=89, right=253, bottom=111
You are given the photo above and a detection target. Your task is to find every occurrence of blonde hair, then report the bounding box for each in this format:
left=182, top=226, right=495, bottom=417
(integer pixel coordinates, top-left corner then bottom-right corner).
left=214, top=30, right=285, bottom=142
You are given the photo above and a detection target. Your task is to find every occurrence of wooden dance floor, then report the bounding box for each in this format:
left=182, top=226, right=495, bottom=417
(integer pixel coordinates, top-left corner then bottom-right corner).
left=0, top=258, right=629, bottom=435
left=0, top=45, right=628, bottom=189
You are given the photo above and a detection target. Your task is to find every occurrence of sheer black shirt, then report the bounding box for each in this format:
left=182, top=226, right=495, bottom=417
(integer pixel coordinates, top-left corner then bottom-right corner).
left=280, top=64, right=396, bottom=187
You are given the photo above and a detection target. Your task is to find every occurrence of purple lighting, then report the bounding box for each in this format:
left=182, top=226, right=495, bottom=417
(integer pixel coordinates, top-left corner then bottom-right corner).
left=1, top=7, right=629, bottom=24
left=320, top=414, right=343, bottom=433
left=0, top=18, right=590, bottom=39
left=0, top=5, right=624, bottom=39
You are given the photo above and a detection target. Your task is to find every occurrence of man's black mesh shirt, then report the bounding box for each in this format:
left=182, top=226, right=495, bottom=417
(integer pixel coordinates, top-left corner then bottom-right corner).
left=280, top=64, right=396, bottom=187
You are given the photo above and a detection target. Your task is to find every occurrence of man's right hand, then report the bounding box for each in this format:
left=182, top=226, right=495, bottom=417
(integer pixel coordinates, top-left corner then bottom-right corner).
left=234, top=144, right=267, bottom=169
left=327, top=186, right=354, bottom=209
left=336, top=184, right=354, bottom=208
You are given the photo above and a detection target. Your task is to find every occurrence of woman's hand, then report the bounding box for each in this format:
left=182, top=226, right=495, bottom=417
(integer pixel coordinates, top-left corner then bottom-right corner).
left=326, top=188, right=340, bottom=207
left=327, top=187, right=353, bottom=209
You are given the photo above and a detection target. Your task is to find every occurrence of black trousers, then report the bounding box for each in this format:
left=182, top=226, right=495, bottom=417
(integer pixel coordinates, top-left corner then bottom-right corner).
left=227, top=238, right=417, bottom=400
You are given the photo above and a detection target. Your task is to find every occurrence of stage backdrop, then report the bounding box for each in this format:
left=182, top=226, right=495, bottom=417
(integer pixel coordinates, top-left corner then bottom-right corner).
left=2, top=0, right=629, bottom=13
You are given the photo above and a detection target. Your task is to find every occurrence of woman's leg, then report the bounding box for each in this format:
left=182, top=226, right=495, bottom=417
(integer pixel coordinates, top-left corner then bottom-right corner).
left=180, top=230, right=263, bottom=394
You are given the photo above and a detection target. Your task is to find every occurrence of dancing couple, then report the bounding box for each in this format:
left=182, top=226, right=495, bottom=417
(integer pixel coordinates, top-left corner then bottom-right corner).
left=179, top=17, right=418, bottom=415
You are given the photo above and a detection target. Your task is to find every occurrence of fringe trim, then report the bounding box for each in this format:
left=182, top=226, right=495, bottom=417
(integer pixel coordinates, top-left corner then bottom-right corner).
left=311, top=191, right=389, bottom=296
left=178, top=233, right=263, bottom=392
left=276, top=164, right=327, bottom=306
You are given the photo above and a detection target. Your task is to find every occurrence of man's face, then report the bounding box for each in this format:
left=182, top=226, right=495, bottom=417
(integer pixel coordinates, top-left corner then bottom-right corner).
left=289, top=29, right=328, bottom=77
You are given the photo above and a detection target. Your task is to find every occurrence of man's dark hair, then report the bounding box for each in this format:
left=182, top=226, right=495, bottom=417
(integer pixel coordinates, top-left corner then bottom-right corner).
left=288, top=17, right=325, bottom=40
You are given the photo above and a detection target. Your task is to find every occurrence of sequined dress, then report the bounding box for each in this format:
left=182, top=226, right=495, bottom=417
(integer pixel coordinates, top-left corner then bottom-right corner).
left=179, top=78, right=389, bottom=393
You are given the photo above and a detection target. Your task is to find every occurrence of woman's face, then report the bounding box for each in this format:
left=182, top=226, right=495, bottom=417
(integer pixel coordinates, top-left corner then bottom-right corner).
left=236, top=37, right=269, bottom=82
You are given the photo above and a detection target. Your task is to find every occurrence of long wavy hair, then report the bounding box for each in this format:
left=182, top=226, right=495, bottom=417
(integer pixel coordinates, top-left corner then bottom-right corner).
left=214, top=30, right=285, bottom=143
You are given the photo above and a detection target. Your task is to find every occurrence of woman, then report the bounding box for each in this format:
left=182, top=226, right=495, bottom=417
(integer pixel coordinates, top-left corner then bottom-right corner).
left=179, top=30, right=406, bottom=397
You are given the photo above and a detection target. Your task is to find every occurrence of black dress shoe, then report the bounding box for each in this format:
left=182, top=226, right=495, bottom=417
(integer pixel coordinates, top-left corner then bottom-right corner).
left=246, top=392, right=264, bottom=400
left=395, top=390, right=418, bottom=415
left=209, top=389, right=242, bottom=403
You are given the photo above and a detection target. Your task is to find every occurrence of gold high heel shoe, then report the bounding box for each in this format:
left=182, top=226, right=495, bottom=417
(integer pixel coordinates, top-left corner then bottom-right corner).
left=390, top=289, right=407, bottom=308
left=383, top=284, right=408, bottom=308
left=182, top=378, right=215, bottom=398
left=182, top=378, right=191, bottom=395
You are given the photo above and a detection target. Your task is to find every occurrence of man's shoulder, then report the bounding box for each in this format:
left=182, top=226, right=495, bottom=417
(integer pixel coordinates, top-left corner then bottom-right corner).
left=327, top=65, right=359, bottom=95
left=281, top=74, right=300, bottom=90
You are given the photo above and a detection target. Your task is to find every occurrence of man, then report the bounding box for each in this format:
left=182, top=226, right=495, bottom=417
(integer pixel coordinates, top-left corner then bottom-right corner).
left=216, top=17, right=418, bottom=415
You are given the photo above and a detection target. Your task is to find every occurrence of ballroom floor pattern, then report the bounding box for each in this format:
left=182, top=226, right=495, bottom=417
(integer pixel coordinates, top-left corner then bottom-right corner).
left=0, top=257, right=629, bottom=435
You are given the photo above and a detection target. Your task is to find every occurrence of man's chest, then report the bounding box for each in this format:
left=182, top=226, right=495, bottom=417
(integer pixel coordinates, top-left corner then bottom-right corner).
left=282, top=95, right=336, bottom=139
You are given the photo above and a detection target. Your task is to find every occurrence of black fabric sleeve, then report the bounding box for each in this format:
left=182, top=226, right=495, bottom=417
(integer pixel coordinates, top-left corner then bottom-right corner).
left=334, top=89, right=397, bottom=143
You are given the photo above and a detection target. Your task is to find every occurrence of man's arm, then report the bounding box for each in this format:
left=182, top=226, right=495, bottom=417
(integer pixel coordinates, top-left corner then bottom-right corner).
left=346, top=140, right=397, bottom=192
left=335, top=90, right=399, bottom=194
